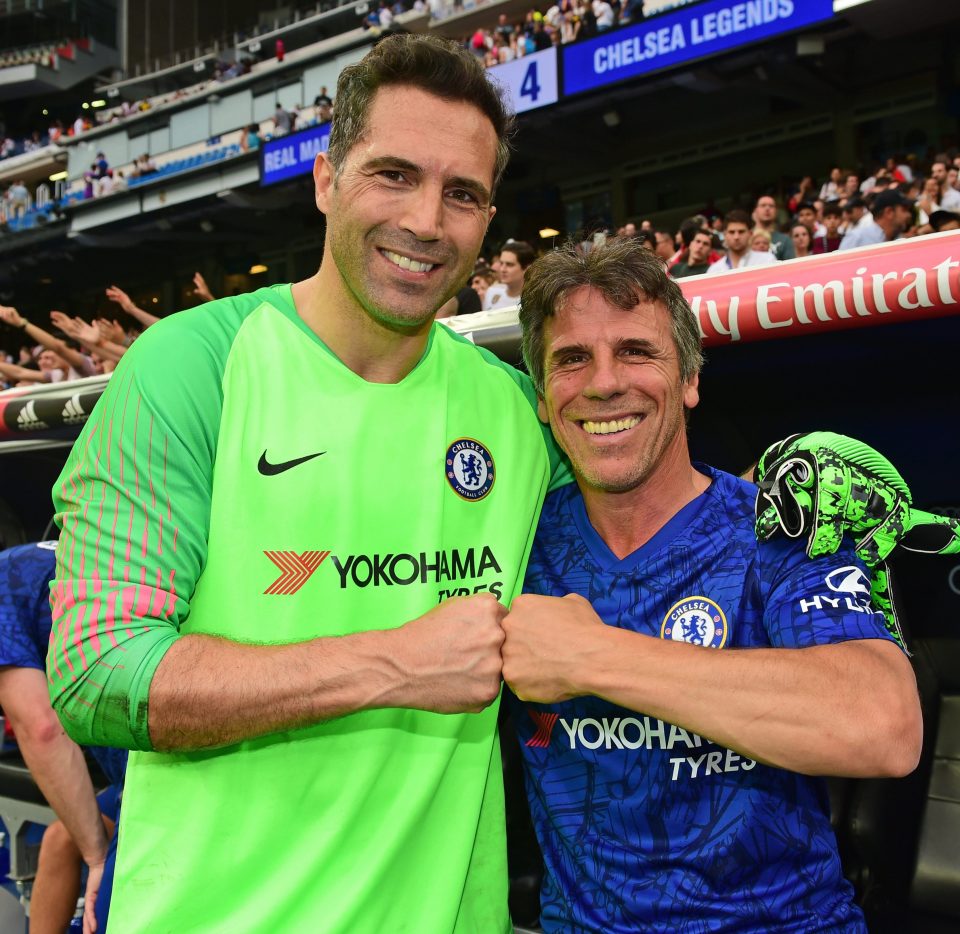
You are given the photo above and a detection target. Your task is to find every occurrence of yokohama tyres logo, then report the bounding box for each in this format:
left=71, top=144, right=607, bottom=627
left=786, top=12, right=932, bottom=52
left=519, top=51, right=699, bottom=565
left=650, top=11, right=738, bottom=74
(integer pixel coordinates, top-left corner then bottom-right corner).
left=525, top=710, right=560, bottom=748
left=264, top=550, right=330, bottom=595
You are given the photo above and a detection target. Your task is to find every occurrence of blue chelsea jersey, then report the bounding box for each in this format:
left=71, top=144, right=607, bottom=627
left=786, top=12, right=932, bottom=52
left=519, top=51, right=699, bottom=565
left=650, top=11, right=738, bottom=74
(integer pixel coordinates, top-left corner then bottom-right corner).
left=508, top=466, right=896, bottom=933
left=0, top=541, right=126, bottom=785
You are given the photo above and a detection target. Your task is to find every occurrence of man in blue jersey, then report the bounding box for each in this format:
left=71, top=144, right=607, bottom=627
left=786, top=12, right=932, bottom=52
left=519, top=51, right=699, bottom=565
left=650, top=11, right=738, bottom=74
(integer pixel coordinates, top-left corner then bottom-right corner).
left=502, top=237, right=923, bottom=933
left=0, top=541, right=124, bottom=933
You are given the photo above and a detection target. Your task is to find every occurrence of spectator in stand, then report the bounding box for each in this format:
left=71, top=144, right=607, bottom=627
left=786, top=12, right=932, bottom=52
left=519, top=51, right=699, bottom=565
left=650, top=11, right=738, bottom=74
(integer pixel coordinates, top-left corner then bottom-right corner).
left=484, top=240, right=535, bottom=310
left=930, top=156, right=960, bottom=212
left=671, top=217, right=708, bottom=268
left=930, top=209, right=960, bottom=233
left=240, top=124, right=262, bottom=152
left=470, top=268, right=497, bottom=304
left=7, top=179, right=30, bottom=219
left=49, top=312, right=128, bottom=372
left=653, top=229, right=675, bottom=264
left=670, top=228, right=713, bottom=278
left=838, top=171, right=859, bottom=206
left=707, top=209, right=777, bottom=275
left=750, top=228, right=771, bottom=252
left=812, top=203, right=844, bottom=254
left=790, top=223, right=812, bottom=258
left=839, top=189, right=914, bottom=250
left=314, top=86, right=333, bottom=109
left=786, top=175, right=815, bottom=215
left=274, top=103, right=292, bottom=136
left=796, top=201, right=826, bottom=238
left=840, top=194, right=870, bottom=239
left=93, top=152, right=109, bottom=178
left=916, top=175, right=941, bottom=227
left=593, top=0, right=615, bottom=32
left=0, top=306, right=96, bottom=382
left=819, top=167, right=843, bottom=202
left=752, top=195, right=793, bottom=260
left=135, top=153, right=157, bottom=176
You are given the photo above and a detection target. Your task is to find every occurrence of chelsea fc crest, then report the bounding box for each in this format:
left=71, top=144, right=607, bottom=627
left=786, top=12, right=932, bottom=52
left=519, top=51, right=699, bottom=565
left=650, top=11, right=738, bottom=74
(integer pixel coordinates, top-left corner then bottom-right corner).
left=660, top=596, right=727, bottom=648
left=445, top=438, right=495, bottom=501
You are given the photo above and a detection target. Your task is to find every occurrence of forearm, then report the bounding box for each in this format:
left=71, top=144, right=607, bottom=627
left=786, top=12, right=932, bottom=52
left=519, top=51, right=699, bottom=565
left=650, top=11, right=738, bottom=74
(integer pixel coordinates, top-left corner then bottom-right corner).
left=0, top=361, right=47, bottom=382
left=147, top=629, right=415, bottom=750
left=18, top=733, right=107, bottom=864
left=95, top=340, right=127, bottom=361
left=125, top=305, right=160, bottom=328
left=576, top=631, right=920, bottom=777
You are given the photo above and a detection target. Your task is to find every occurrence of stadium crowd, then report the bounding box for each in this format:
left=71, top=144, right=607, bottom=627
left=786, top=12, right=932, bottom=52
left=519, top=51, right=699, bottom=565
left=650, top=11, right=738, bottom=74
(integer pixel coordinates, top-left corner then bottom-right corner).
left=4, top=149, right=960, bottom=389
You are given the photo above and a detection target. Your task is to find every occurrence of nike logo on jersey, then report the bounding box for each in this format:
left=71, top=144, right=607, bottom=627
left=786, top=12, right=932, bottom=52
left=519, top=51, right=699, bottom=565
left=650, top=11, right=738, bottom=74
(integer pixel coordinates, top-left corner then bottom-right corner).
left=258, top=450, right=326, bottom=476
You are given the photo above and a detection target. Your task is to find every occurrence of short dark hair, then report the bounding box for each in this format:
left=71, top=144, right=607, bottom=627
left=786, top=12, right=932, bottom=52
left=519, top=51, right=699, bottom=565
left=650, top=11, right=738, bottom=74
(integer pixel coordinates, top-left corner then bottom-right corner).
left=328, top=34, right=514, bottom=193
left=822, top=203, right=843, bottom=218
left=519, top=238, right=704, bottom=395
left=679, top=217, right=705, bottom=247
left=724, top=209, right=751, bottom=229
left=501, top=240, right=536, bottom=269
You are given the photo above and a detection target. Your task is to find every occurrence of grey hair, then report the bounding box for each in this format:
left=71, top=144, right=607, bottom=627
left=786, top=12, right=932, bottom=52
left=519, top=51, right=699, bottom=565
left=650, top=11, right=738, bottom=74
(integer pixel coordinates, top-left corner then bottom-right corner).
left=519, top=237, right=705, bottom=395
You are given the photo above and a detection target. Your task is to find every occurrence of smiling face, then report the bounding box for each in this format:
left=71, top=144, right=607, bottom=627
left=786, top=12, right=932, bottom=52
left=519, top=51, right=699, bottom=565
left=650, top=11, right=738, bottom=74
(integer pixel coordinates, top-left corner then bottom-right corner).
left=536, top=286, right=699, bottom=495
left=313, top=84, right=497, bottom=331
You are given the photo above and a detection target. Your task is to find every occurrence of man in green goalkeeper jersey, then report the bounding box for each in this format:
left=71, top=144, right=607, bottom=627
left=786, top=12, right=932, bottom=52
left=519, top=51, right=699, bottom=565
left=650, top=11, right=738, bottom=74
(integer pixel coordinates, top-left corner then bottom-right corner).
left=48, top=34, right=565, bottom=933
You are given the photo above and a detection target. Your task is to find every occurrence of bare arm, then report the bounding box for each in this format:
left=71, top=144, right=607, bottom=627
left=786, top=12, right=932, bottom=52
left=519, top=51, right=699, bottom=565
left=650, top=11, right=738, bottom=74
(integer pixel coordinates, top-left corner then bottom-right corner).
left=50, top=312, right=126, bottom=363
left=0, top=668, right=108, bottom=865
left=503, top=592, right=921, bottom=778
left=0, top=305, right=92, bottom=374
left=105, top=285, right=160, bottom=329
left=147, top=593, right=506, bottom=750
left=0, top=360, right=49, bottom=383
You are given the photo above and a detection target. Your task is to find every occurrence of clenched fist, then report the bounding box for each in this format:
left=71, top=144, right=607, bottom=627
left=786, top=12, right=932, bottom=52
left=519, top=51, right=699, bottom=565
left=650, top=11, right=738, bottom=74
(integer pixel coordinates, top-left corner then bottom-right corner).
left=502, top=592, right=606, bottom=704
left=391, top=593, right=506, bottom=714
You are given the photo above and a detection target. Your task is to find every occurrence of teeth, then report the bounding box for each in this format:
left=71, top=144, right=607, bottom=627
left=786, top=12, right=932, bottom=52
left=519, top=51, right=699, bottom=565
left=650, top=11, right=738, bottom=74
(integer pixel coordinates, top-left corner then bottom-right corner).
left=384, top=250, right=434, bottom=273
left=582, top=417, right=641, bottom=435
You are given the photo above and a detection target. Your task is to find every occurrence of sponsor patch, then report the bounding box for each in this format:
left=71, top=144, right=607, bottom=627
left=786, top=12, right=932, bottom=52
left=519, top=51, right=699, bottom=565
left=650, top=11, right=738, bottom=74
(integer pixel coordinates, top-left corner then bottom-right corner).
left=445, top=438, right=495, bottom=501
left=660, top=596, right=727, bottom=648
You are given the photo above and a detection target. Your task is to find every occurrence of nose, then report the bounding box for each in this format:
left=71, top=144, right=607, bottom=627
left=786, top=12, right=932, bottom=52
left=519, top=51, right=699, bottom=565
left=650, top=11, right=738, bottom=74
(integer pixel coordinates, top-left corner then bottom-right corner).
left=399, top=183, right=443, bottom=242
left=583, top=349, right=627, bottom=400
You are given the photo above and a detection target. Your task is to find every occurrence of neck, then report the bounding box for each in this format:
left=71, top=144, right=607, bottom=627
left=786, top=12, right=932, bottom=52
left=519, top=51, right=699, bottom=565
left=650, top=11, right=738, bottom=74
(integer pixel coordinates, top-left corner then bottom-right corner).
left=291, top=268, right=433, bottom=384
left=578, top=441, right=711, bottom=560
left=505, top=281, right=523, bottom=298
left=728, top=246, right=747, bottom=263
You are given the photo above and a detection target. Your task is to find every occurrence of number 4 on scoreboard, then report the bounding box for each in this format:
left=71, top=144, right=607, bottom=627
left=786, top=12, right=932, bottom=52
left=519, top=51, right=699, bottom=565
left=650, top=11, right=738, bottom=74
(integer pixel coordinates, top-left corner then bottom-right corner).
left=520, top=61, right=540, bottom=102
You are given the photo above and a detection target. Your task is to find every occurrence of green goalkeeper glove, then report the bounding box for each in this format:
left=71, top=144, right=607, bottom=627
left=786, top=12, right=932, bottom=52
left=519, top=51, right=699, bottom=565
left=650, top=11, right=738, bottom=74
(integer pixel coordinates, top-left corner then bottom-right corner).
left=755, top=431, right=960, bottom=647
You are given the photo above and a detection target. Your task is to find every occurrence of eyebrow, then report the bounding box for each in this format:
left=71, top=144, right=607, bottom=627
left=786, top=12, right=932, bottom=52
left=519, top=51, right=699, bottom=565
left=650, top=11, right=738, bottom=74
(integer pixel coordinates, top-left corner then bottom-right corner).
left=359, top=155, right=491, bottom=205
left=547, top=337, right=661, bottom=365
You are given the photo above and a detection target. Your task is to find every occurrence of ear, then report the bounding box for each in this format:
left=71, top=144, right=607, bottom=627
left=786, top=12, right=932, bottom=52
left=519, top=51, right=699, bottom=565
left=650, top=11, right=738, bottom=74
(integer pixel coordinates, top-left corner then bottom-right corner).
left=536, top=394, right=549, bottom=425
left=314, top=153, right=334, bottom=214
left=683, top=372, right=700, bottom=411
left=487, top=204, right=497, bottom=230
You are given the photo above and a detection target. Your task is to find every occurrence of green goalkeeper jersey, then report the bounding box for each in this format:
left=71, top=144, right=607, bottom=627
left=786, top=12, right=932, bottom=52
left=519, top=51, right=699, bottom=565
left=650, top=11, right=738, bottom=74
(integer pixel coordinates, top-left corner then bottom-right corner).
left=48, top=285, right=569, bottom=933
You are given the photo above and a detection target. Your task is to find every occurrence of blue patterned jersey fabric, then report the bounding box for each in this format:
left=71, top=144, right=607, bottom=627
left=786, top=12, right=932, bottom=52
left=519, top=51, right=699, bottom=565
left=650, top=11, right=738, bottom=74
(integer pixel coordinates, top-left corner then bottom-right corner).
left=509, top=466, right=895, bottom=933
left=0, top=542, right=126, bottom=785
